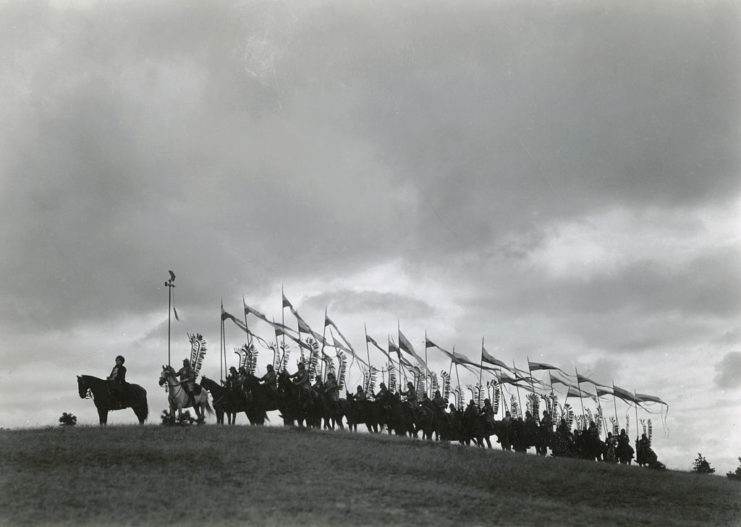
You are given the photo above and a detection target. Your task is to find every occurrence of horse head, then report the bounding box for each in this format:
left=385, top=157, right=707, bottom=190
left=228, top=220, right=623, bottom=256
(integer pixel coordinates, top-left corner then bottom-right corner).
left=77, top=375, right=88, bottom=399
left=158, top=365, right=173, bottom=387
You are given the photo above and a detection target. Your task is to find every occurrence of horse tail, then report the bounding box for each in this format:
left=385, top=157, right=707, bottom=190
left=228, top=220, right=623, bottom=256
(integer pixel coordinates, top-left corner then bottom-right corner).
left=141, top=393, right=149, bottom=422
left=133, top=385, right=149, bottom=423
left=202, top=395, right=214, bottom=415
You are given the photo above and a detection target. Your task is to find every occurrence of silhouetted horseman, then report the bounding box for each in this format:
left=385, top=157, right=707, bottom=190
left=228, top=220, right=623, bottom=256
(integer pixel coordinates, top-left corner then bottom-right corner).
left=106, top=355, right=127, bottom=407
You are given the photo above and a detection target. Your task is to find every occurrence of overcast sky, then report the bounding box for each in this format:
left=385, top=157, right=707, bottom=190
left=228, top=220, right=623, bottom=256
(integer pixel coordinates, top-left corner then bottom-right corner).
left=1, top=0, right=739, bottom=473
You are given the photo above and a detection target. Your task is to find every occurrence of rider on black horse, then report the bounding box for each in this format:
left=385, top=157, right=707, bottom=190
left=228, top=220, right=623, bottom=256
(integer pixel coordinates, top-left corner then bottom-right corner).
left=289, top=362, right=311, bottom=404
left=106, top=355, right=127, bottom=407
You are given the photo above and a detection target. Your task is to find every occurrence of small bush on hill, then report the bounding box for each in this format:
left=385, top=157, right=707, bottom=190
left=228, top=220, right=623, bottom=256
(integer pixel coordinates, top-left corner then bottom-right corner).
left=726, top=457, right=741, bottom=481
left=692, top=453, right=715, bottom=474
left=58, top=412, right=77, bottom=426
left=160, top=409, right=196, bottom=426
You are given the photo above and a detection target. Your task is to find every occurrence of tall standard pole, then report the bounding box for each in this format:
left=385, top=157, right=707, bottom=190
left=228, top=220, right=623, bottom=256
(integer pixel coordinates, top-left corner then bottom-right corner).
left=575, top=367, right=586, bottom=424
left=478, top=337, right=484, bottom=407
left=527, top=356, right=538, bottom=423
left=513, top=361, right=523, bottom=418
left=164, top=272, right=176, bottom=367
left=612, top=381, right=620, bottom=433
left=321, top=307, right=329, bottom=382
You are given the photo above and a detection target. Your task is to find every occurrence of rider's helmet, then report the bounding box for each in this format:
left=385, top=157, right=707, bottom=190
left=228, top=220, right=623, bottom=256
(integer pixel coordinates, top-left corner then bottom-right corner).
left=267, top=364, right=274, bottom=371
left=116, top=355, right=125, bottom=363
left=183, top=359, right=190, bottom=367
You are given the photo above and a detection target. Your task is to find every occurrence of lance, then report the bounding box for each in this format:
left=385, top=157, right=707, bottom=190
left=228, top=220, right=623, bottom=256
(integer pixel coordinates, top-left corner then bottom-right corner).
left=513, top=360, right=523, bottom=417
left=527, top=356, right=539, bottom=423
left=220, top=300, right=224, bottom=383
left=633, top=388, right=640, bottom=442
left=364, top=323, right=372, bottom=383
left=575, top=366, right=586, bottom=423
left=321, top=307, right=329, bottom=382
left=281, top=284, right=286, bottom=354
left=478, top=337, right=484, bottom=406
left=424, top=330, right=429, bottom=397
left=164, top=271, right=176, bottom=367
left=612, top=380, right=619, bottom=431
left=453, top=346, right=463, bottom=410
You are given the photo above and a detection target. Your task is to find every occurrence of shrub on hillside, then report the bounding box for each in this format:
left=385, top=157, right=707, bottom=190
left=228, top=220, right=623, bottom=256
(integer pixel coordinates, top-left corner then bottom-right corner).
left=58, top=412, right=77, bottom=426
left=726, top=457, right=741, bottom=481
left=692, top=453, right=715, bottom=474
left=160, top=409, right=196, bottom=426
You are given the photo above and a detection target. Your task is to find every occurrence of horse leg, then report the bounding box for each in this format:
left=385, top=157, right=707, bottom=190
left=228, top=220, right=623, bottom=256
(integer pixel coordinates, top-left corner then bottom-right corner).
left=97, top=407, right=108, bottom=426
left=133, top=406, right=146, bottom=424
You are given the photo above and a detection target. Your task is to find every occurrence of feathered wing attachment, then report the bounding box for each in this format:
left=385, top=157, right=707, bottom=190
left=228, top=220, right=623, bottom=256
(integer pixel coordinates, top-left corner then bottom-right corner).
left=475, top=383, right=484, bottom=408
left=625, top=413, right=630, bottom=437
left=387, top=362, right=397, bottom=393
left=337, top=350, right=348, bottom=391
left=188, top=333, right=207, bottom=377
left=367, top=366, right=378, bottom=396
left=234, top=346, right=246, bottom=370
left=510, top=395, right=519, bottom=419
left=491, top=380, right=500, bottom=414
left=452, top=386, right=463, bottom=410
left=526, top=392, right=540, bottom=418
left=429, top=372, right=439, bottom=395
left=609, top=416, right=618, bottom=436
left=441, top=371, right=451, bottom=401
left=306, top=338, right=320, bottom=381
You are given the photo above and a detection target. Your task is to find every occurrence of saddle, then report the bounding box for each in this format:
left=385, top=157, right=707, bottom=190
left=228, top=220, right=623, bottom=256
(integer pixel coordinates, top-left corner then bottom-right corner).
left=107, top=381, right=128, bottom=409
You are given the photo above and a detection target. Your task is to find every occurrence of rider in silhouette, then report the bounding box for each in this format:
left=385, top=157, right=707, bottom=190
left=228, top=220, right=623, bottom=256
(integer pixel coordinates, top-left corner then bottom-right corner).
left=107, top=355, right=127, bottom=406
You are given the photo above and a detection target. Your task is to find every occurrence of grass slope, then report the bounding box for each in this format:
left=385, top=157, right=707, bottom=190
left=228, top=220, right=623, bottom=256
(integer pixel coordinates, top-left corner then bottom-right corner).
left=1, top=426, right=740, bottom=526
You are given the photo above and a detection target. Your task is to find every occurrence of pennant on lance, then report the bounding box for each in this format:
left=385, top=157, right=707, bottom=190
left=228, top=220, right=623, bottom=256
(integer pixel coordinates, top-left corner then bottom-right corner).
left=577, top=373, right=607, bottom=386
left=282, top=293, right=293, bottom=309
left=367, top=333, right=391, bottom=360
left=612, top=385, right=638, bottom=403
left=635, top=393, right=668, bottom=406
left=566, top=386, right=597, bottom=400
left=528, top=360, right=562, bottom=372
left=244, top=303, right=269, bottom=323
left=481, top=346, right=515, bottom=372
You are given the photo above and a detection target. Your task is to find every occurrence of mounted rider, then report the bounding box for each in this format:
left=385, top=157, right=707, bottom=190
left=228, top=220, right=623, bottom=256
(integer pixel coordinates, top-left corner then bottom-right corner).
left=324, top=372, right=340, bottom=413
left=312, top=376, right=324, bottom=401
left=374, top=382, right=390, bottom=404
left=464, top=399, right=478, bottom=419
left=481, top=398, right=495, bottom=423
left=177, top=358, right=197, bottom=407
left=226, top=366, right=240, bottom=392
left=260, top=364, right=278, bottom=393
left=106, top=355, right=127, bottom=406
left=290, top=362, right=311, bottom=403
left=354, top=385, right=367, bottom=402
left=432, top=390, right=447, bottom=412
left=324, top=372, right=339, bottom=402
left=399, top=381, right=417, bottom=407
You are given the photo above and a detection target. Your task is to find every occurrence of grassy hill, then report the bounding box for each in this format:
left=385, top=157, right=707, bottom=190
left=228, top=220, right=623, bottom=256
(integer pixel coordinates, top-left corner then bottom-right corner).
left=1, top=425, right=740, bottom=526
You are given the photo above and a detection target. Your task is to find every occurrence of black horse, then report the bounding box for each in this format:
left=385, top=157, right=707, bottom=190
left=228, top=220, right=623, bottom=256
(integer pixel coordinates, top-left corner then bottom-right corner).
left=77, top=375, right=148, bottom=425
left=200, top=376, right=250, bottom=425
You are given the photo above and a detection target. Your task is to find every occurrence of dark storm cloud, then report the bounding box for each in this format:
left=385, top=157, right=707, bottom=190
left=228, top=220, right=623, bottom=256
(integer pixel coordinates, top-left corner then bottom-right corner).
left=714, top=352, right=741, bottom=390
left=2, top=0, right=739, bottom=338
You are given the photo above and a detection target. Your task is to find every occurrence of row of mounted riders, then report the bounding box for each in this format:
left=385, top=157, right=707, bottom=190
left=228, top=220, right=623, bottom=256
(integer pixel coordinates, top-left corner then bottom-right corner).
left=81, top=357, right=662, bottom=469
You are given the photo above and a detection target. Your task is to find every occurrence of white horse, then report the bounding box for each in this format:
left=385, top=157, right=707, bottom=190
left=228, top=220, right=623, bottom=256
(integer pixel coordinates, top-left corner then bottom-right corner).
left=158, top=365, right=213, bottom=423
